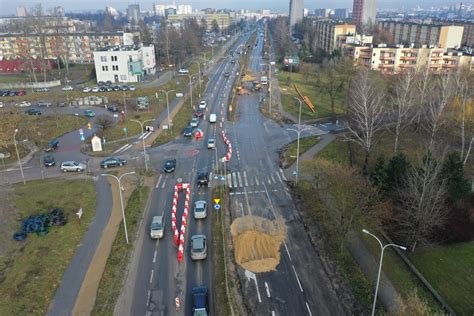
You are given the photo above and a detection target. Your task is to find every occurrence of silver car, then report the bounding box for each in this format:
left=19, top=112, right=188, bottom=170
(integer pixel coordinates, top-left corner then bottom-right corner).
left=207, top=139, right=216, bottom=149
left=150, top=216, right=164, bottom=239
left=191, top=235, right=207, bottom=260
left=193, top=201, right=207, bottom=219
left=60, top=161, right=86, bottom=172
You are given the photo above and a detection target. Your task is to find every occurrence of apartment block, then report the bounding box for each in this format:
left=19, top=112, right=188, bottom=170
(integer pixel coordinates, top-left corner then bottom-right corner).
left=93, top=45, right=156, bottom=83
left=312, top=21, right=356, bottom=53
left=167, top=13, right=233, bottom=31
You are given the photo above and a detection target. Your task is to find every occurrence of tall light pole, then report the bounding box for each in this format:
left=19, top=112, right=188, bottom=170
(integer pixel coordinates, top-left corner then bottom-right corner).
left=102, top=172, right=136, bottom=244
left=181, top=74, right=194, bottom=110
left=13, top=129, right=25, bottom=184
left=131, top=119, right=155, bottom=172
left=159, top=89, right=175, bottom=131
left=362, top=229, right=406, bottom=316
left=192, top=60, right=202, bottom=92
left=286, top=97, right=309, bottom=185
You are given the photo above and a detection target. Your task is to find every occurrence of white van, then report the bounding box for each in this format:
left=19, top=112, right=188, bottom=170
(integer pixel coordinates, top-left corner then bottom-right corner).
left=209, top=113, right=217, bottom=123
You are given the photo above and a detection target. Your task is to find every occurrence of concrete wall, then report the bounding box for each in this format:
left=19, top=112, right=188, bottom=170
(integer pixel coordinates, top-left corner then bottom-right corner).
left=0, top=80, right=61, bottom=89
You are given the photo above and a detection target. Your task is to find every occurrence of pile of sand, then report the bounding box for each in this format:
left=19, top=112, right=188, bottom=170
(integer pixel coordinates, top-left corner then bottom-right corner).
left=230, top=215, right=286, bottom=273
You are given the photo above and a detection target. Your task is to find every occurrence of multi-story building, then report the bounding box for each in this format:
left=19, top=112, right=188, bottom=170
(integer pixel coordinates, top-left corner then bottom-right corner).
left=311, top=21, right=357, bottom=53
left=344, top=44, right=474, bottom=74
left=167, top=13, right=233, bottom=31
left=16, top=6, right=27, bottom=17
left=352, top=0, right=377, bottom=28
left=289, top=0, right=304, bottom=34
left=177, top=5, right=193, bottom=15
left=377, top=21, right=465, bottom=50
left=0, top=31, right=129, bottom=65
left=333, top=9, right=348, bottom=19
left=314, top=9, right=332, bottom=18
left=93, top=45, right=156, bottom=83
left=127, top=4, right=141, bottom=25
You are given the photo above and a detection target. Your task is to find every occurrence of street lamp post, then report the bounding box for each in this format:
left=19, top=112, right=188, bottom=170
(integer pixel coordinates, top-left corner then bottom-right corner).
left=181, top=74, right=194, bottom=110
left=131, top=119, right=155, bottom=172
left=102, top=172, right=136, bottom=244
left=286, top=97, right=309, bottom=185
left=13, top=129, right=25, bottom=184
left=159, top=89, right=175, bottom=131
left=192, top=61, right=202, bottom=92
left=362, top=229, right=407, bottom=316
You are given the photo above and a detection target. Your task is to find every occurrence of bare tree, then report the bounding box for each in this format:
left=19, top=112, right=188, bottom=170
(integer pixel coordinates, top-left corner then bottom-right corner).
left=346, top=68, right=385, bottom=172
left=395, top=150, right=447, bottom=252
left=94, top=114, right=115, bottom=132
left=414, top=66, right=432, bottom=130
left=391, top=69, right=416, bottom=153
left=425, top=74, right=452, bottom=150
left=0, top=110, right=22, bottom=149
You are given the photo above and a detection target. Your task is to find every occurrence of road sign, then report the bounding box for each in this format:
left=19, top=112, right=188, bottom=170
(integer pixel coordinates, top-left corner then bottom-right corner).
left=123, top=127, right=127, bottom=132
left=87, top=122, right=92, bottom=130
left=214, top=204, right=221, bottom=210
left=79, top=128, right=84, bottom=134
left=214, top=198, right=220, bottom=204
left=80, top=135, right=85, bottom=141
left=76, top=208, right=83, bottom=219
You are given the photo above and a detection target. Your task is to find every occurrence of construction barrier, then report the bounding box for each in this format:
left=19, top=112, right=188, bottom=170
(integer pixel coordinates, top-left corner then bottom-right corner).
left=220, top=131, right=232, bottom=162
left=170, top=182, right=191, bottom=263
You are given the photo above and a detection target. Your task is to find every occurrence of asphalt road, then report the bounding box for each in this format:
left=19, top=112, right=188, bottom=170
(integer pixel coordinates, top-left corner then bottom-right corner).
left=126, top=34, right=249, bottom=316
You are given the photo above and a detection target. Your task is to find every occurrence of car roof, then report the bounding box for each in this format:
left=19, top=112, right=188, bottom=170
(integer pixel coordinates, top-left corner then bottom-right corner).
left=152, top=216, right=163, bottom=223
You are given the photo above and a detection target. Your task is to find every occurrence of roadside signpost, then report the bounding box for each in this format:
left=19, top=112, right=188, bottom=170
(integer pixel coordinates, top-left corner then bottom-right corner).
left=214, top=198, right=221, bottom=210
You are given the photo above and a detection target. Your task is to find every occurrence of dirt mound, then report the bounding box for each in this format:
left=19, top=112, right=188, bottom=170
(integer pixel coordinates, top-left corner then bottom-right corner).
left=231, top=216, right=286, bottom=273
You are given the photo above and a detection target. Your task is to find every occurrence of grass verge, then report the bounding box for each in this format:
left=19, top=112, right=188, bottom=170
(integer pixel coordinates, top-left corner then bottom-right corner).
left=0, top=178, right=96, bottom=315
left=92, top=186, right=150, bottom=315
left=282, top=136, right=320, bottom=168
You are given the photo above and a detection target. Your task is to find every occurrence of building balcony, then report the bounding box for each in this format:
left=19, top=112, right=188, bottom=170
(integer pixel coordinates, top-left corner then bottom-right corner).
left=399, top=63, right=415, bottom=68
left=358, top=53, right=371, bottom=58
left=429, top=64, right=442, bottom=68
left=380, top=56, right=395, bottom=60
left=442, top=63, right=456, bottom=68
left=400, top=56, right=417, bottom=61
left=378, top=64, right=395, bottom=69
left=401, top=49, right=416, bottom=53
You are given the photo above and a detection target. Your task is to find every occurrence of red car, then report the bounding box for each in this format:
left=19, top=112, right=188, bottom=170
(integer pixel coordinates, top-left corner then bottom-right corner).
left=17, top=90, right=26, bottom=96
left=194, top=109, right=204, bottom=118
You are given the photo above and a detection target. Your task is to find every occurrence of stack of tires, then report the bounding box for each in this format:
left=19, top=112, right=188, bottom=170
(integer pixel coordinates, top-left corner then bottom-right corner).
left=13, top=208, right=67, bottom=241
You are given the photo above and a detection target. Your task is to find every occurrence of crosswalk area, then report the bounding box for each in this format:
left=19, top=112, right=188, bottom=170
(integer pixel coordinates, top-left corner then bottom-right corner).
left=226, top=169, right=287, bottom=193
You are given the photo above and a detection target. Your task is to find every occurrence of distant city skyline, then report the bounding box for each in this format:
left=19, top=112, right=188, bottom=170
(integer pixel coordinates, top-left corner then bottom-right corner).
left=1, top=0, right=466, bottom=15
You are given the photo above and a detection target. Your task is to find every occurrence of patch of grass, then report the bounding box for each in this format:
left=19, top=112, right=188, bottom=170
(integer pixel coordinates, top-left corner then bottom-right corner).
left=283, top=136, right=320, bottom=167
left=409, top=242, right=474, bottom=316
left=92, top=185, right=150, bottom=315
left=317, top=138, right=349, bottom=164
left=0, top=75, right=29, bottom=84
left=0, top=178, right=96, bottom=315
left=153, top=102, right=194, bottom=147
left=277, top=70, right=346, bottom=120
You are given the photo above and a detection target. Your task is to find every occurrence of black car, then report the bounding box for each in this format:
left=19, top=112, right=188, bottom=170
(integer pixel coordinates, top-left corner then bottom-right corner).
left=44, top=139, right=59, bottom=152
left=197, top=172, right=209, bottom=187
left=194, top=109, right=204, bottom=118
left=100, top=157, right=126, bottom=168
left=99, top=87, right=107, bottom=92
left=25, top=109, right=42, bottom=115
left=121, top=85, right=129, bottom=91
left=113, top=85, right=121, bottom=91
left=43, top=155, right=56, bottom=167
left=183, top=126, right=193, bottom=137
left=107, top=105, right=119, bottom=112
left=224, top=72, right=230, bottom=77
left=163, top=159, right=176, bottom=173
left=192, top=287, right=209, bottom=315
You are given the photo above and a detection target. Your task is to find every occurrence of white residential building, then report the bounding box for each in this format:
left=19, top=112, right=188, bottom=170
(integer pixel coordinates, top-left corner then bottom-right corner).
left=177, top=5, right=192, bottom=14
left=93, top=45, right=156, bottom=83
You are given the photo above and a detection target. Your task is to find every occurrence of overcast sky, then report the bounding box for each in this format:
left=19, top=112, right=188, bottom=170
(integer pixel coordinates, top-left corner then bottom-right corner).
left=0, top=0, right=462, bottom=15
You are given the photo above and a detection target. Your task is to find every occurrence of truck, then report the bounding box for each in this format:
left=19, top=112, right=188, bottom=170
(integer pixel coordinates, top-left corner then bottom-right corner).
left=260, top=76, right=268, bottom=85
left=136, top=96, right=149, bottom=110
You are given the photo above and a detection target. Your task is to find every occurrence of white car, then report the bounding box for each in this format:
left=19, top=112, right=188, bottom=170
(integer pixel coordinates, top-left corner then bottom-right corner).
left=15, top=101, right=31, bottom=107
left=62, top=85, right=73, bottom=91
left=178, top=68, right=189, bottom=74
left=209, top=113, right=217, bottom=123
left=207, top=138, right=216, bottom=149
left=92, top=87, right=100, bottom=92
left=60, top=161, right=86, bottom=172
left=194, top=201, right=207, bottom=219
left=0, top=102, right=4, bottom=108
left=199, top=100, right=207, bottom=109
left=129, top=85, right=136, bottom=91
left=190, top=117, right=199, bottom=128
left=83, top=87, right=92, bottom=93
left=150, top=216, right=164, bottom=239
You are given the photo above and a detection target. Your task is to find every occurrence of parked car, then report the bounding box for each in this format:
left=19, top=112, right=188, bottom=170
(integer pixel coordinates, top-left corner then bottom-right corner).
left=120, top=85, right=129, bottom=91
left=84, top=110, right=96, bottom=117
left=129, top=85, right=136, bottom=91
left=36, top=100, right=51, bottom=107
left=199, top=100, right=207, bottom=109
left=62, top=85, right=74, bottom=91
left=190, top=117, right=199, bottom=128
left=0, top=102, right=4, bottom=108
left=107, top=104, right=119, bottom=112
left=192, top=287, right=209, bottom=315
left=231, top=59, right=236, bottom=64
left=190, top=235, right=207, bottom=260
left=207, top=138, right=216, bottom=149
left=193, top=201, right=207, bottom=219
left=60, top=161, right=86, bottom=172
left=44, top=139, right=59, bottom=152
left=113, top=85, right=121, bottom=91
left=106, top=86, right=113, bottom=92
left=15, top=101, right=31, bottom=107
left=83, top=87, right=92, bottom=93
left=178, top=68, right=189, bottom=74
left=99, top=87, right=107, bottom=92
left=100, top=157, right=126, bottom=168
left=98, top=81, right=105, bottom=86
left=92, top=87, right=100, bottom=92
left=25, top=109, right=42, bottom=115
left=43, top=155, right=56, bottom=167
left=197, top=172, right=209, bottom=187
left=224, top=72, right=230, bottom=77
left=150, top=216, right=164, bottom=239
left=35, top=87, right=49, bottom=92
left=163, top=159, right=177, bottom=173
left=183, top=126, right=193, bottom=137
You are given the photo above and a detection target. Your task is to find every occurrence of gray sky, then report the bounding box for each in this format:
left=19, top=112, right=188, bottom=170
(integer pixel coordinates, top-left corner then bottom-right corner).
left=0, top=0, right=463, bottom=15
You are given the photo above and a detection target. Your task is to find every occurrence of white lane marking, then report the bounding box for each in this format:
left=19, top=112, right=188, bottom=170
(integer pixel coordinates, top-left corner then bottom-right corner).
left=245, top=270, right=262, bottom=303
left=244, top=187, right=251, bottom=215
left=263, top=183, right=278, bottom=219
left=280, top=168, right=287, bottom=181
left=283, top=240, right=292, bottom=262
left=227, top=174, right=233, bottom=188
left=267, top=178, right=272, bottom=185
left=255, top=177, right=260, bottom=186
left=113, top=143, right=129, bottom=154
left=153, top=250, right=157, bottom=263
left=270, top=173, right=276, bottom=184
left=306, top=302, right=313, bottom=316
left=239, top=201, right=244, bottom=217
left=237, top=172, right=243, bottom=187
left=243, top=171, right=249, bottom=187
left=292, top=265, right=304, bottom=292
left=149, top=269, right=154, bottom=284
left=155, top=175, right=163, bottom=188
left=161, top=179, right=166, bottom=188
left=235, top=192, right=241, bottom=195
left=146, top=290, right=151, bottom=306
left=232, top=172, right=238, bottom=188
left=275, top=172, right=283, bottom=183
left=264, top=282, right=271, bottom=298
left=229, top=192, right=234, bottom=196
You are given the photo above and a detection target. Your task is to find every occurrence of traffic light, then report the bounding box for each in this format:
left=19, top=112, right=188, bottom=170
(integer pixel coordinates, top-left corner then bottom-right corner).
left=87, top=122, right=92, bottom=130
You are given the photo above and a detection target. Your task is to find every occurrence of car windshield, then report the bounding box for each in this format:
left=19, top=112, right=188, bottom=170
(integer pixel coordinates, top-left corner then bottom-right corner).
left=151, top=223, right=162, bottom=230
left=192, top=239, right=205, bottom=252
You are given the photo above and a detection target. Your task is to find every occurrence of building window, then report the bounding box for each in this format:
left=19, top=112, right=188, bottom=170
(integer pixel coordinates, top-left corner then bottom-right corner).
left=100, top=56, right=107, bottom=62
